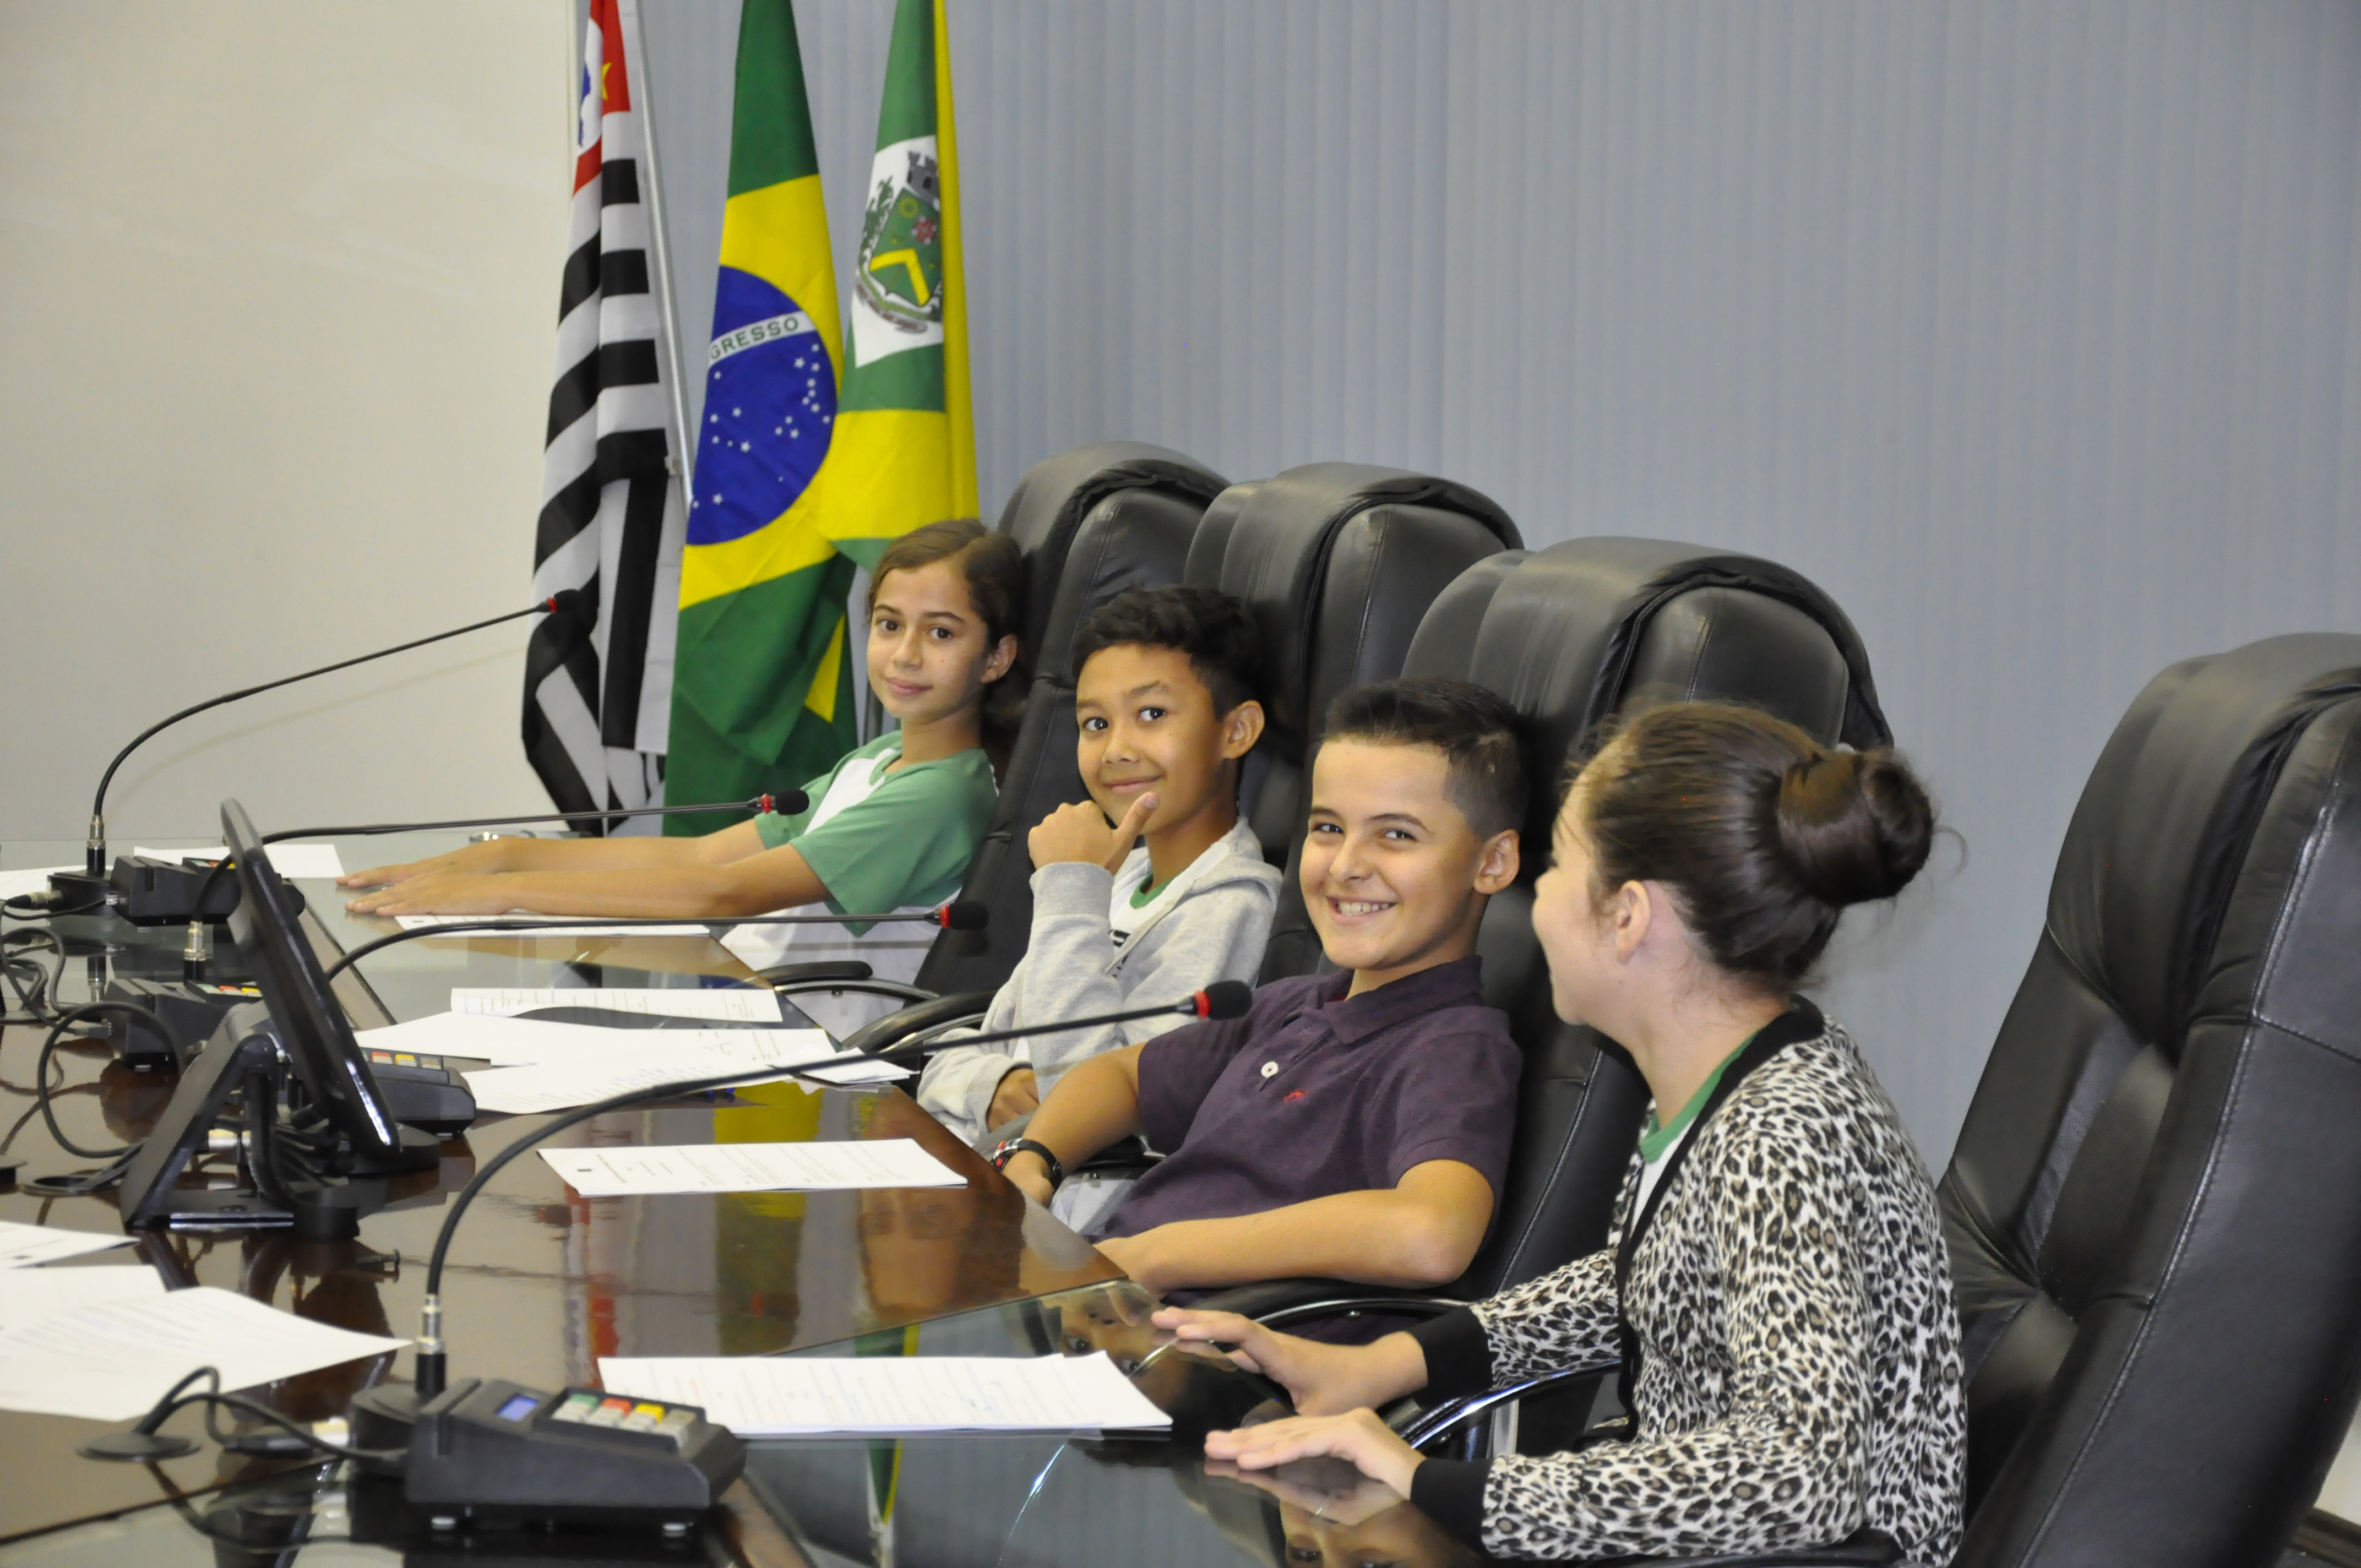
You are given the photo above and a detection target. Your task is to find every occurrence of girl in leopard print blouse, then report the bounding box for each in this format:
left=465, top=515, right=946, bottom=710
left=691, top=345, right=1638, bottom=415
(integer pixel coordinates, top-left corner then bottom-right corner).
left=1171, top=703, right=1968, bottom=1563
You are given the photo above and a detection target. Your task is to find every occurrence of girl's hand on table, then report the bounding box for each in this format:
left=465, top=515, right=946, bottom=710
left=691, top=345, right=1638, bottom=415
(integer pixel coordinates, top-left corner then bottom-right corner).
left=1203, top=1408, right=1424, bottom=1498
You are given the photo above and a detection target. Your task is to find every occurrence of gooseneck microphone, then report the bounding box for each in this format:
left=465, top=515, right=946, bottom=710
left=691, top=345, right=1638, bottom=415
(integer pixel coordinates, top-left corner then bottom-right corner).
left=379, top=978, right=1253, bottom=1412
left=319, top=899, right=992, bottom=982
left=66, top=592, right=592, bottom=888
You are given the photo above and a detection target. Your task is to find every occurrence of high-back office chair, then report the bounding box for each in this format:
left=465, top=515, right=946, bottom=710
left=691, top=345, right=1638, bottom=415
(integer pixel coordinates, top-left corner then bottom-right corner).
left=1932, top=633, right=2361, bottom=1568
left=1210, top=537, right=1889, bottom=1324
left=1408, top=634, right=2361, bottom=1568
left=781, top=444, right=1224, bottom=1037
left=1179, top=462, right=1524, bottom=976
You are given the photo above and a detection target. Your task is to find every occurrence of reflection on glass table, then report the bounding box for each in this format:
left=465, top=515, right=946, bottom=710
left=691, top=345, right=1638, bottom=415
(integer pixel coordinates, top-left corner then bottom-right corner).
left=747, top=1277, right=1486, bottom=1568
left=0, top=1278, right=1488, bottom=1568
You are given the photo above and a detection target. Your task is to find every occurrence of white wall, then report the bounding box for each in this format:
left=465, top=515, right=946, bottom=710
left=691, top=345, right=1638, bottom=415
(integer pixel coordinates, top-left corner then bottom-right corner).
left=0, top=1, right=570, bottom=846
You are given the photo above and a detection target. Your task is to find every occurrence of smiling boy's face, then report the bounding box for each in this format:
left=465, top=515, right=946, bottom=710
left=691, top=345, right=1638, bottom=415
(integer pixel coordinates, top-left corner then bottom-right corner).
left=1073, top=643, right=1257, bottom=839
left=1301, top=739, right=1520, bottom=993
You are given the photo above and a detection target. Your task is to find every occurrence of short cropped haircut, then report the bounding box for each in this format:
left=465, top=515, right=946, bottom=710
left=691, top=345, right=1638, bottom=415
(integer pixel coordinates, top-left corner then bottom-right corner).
left=1070, top=586, right=1262, bottom=716
left=1320, top=677, right=1528, bottom=841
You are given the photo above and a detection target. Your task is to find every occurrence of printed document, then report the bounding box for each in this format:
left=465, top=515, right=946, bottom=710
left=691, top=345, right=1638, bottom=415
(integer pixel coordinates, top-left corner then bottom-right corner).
left=0, top=1221, right=130, bottom=1270
left=597, top=1352, right=1171, bottom=1436
left=450, top=987, right=780, bottom=1022
left=541, top=1139, right=961, bottom=1197
left=359, top=1014, right=827, bottom=1069
left=135, top=844, right=346, bottom=879
left=0, top=1286, right=407, bottom=1422
left=463, top=1037, right=902, bottom=1115
left=0, top=1265, right=162, bottom=1332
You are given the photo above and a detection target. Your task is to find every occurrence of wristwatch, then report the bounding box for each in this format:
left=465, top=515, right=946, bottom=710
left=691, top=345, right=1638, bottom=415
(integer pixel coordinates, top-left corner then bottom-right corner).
left=989, top=1137, right=1064, bottom=1189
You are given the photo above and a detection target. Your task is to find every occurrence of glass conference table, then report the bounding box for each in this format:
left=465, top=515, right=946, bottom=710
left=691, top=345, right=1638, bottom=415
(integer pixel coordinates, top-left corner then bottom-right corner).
left=0, top=836, right=1489, bottom=1567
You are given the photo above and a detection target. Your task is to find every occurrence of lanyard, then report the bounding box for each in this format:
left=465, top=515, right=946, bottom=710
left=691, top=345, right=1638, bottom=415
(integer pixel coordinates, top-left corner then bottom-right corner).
left=1611, top=1003, right=1817, bottom=1439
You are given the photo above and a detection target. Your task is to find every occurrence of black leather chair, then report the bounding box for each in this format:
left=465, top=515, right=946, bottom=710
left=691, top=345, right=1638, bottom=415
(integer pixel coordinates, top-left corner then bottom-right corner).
left=801, top=443, right=1226, bottom=1043
left=1935, top=632, right=2361, bottom=1567
left=1179, top=462, right=1525, bottom=974
left=1207, top=537, right=1891, bottom=1332
left=1412, top=632, right=2361, bottom=1568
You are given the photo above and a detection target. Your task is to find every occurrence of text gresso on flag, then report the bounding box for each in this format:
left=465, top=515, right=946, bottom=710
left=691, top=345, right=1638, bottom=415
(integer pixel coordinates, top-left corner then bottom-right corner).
left=708, top=312, right=815, bottom=366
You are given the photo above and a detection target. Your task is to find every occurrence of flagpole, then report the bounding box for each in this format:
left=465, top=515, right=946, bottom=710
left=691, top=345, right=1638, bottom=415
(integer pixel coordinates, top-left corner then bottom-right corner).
left=618, top=0, right=697, bottom=484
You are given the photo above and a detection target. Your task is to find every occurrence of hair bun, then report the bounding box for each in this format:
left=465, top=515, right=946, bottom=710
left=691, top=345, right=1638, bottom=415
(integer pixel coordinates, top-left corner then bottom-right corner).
left=1773, top=749, right=1934, bottom=907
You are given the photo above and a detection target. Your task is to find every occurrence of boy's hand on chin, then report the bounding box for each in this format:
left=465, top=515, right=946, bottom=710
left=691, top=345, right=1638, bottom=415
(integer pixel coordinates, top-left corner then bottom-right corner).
left=342, top=872, right=518, bottom=918
left=1029, top=794, right=1157, bottom=873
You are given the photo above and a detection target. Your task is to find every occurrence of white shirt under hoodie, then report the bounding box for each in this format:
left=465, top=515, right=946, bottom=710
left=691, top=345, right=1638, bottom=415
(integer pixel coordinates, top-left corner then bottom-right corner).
left=916, top=817, right=1282, bottom=1147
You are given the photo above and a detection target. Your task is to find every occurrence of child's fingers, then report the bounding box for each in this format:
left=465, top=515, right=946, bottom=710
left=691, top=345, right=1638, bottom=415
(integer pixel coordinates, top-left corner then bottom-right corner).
left=1101, top=793, right=1158, bottom=871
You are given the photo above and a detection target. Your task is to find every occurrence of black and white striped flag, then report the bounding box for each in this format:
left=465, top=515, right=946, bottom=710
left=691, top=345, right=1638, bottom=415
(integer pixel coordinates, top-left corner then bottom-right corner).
left=524, top=0, right=683, bottom=827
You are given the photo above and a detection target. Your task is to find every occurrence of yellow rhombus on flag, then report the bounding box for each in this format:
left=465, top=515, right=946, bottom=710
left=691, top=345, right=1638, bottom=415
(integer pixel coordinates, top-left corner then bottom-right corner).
left=666, top=0, right=975, bottom=832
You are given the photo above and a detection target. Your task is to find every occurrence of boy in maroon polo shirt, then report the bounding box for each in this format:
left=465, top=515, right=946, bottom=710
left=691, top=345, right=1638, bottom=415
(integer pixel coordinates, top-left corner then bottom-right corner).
left=998, top=678, right=1526, bottom=1303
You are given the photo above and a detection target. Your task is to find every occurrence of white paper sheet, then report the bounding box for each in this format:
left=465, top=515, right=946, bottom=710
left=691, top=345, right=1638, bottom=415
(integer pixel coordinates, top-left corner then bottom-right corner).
left=597, top=1352, right=1171, bottom=1436
left=0, top=1286, right=409, bottom=1422
left=0, top=1221, right=132, bottom=1270
left=135, top=844, right=346, bottom=879
left=450, top=987, right=780, bottom=1022
left=0, top=867, right=78, bottom=902
left=358, top=1014, right=829, bottom=1069
left=463, top=1036, right=901, bottom=1114
left=0, top=1265, right=164, bottom=1331
left=541, top=1139, right=961, bottom=1197
left=396, top=915, right=708, bottom=938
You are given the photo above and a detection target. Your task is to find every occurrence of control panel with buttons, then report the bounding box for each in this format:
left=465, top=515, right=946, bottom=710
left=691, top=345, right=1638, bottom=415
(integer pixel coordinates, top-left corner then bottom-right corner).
left=404, top=1376, right=744, bottom=1531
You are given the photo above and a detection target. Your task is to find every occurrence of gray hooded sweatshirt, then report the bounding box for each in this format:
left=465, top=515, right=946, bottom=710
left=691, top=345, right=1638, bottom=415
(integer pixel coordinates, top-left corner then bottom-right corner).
left=915, top=817, right=1282, bottom=1146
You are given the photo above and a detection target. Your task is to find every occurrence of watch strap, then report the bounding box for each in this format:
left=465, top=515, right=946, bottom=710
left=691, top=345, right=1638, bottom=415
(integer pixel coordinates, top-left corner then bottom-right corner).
left=991, top=1137, right=1064, bottom=1188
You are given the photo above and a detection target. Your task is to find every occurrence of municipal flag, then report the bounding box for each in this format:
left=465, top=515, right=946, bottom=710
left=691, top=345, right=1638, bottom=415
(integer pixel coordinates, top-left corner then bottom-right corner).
left=525, top=0, right=686, bottom=826
left=666, top=0, right=975, bottom=834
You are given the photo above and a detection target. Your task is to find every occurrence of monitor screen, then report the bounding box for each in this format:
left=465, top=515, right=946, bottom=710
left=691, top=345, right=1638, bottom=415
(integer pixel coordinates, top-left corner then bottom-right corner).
left=221, top=799, right=399, bottom=1159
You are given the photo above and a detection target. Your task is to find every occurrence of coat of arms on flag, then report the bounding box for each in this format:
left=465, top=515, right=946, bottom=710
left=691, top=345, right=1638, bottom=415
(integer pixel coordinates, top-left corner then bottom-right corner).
left=856, top=148, right=943, bottom=335
left=663, top=0, right=976, bottom=834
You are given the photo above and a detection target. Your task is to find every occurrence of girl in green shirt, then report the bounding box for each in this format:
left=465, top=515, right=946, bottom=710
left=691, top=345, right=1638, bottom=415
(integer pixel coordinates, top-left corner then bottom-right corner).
left=342, top=519, right=1022, bottom=1032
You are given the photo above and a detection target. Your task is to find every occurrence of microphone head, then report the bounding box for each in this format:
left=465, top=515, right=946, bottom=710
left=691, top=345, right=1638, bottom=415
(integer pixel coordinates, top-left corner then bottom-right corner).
left=940, top=899, right=989, bottom=932
left=1197, top=979, right=1253, bottom=1021
left=542, top=587, right=592, bottom=618
left=776, top=788, right=809, bottom=815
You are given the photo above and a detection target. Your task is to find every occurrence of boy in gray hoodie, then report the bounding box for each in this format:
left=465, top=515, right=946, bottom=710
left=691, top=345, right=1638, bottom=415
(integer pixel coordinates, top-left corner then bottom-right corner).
left=917, top=588, right=1282, bottom=1167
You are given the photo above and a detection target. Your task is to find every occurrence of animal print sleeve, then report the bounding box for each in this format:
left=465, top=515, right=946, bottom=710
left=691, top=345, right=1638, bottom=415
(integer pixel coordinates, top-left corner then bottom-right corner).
left=1469, top=1121, right=1876, bottom=1560
left=1469, top=1249, right=1622, bottom=1385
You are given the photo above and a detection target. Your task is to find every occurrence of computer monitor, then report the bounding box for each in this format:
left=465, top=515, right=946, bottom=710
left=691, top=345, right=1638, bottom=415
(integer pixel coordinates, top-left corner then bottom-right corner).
left=221, top=797, right=400, bottom=1161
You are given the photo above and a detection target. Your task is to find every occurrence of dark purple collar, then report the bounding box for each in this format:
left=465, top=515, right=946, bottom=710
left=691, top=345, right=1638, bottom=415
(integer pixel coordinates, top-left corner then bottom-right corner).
left=1309, top=955, right=1488, bottom=1046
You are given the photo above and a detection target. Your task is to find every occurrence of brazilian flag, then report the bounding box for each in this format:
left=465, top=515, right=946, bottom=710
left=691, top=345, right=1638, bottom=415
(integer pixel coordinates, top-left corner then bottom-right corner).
left=667, top=0, right=975, bottom=834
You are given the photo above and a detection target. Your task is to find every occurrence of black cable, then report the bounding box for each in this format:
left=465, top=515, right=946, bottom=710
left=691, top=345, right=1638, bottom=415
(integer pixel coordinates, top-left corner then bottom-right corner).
left=123, top=1368, right=403, bottom=1464
left=34, top=1003, right=170, bottom=1159
left=12, top=1001, right=175, bottom=1196
left=2, top=937, right=64, bottom=1026
left=1, top=892, right=105, bottom=919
